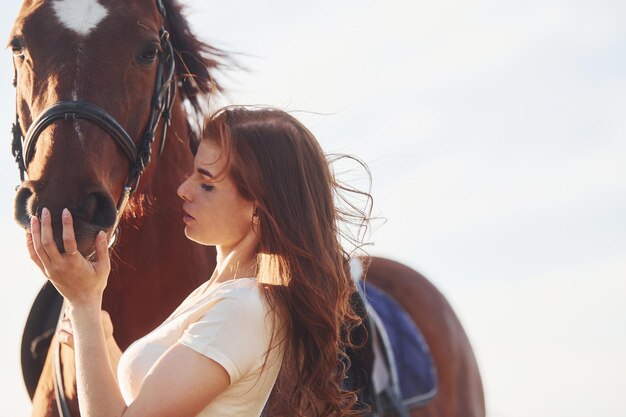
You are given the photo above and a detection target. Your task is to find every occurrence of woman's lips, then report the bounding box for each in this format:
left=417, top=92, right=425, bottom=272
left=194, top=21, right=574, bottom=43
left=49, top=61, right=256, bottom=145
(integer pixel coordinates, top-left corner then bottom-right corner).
left=182, top=209, right=195, bottom=223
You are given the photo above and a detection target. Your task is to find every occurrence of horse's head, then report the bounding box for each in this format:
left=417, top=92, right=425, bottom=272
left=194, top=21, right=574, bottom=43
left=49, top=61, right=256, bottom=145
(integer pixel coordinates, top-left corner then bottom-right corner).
left=10, top=0, right=222, bottom=255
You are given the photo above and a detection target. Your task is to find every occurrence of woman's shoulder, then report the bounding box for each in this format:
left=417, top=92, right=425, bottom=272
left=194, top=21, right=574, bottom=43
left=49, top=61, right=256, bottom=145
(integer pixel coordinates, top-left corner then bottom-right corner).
left=188, top=279, right=275, bottom=335
left=207, top=278, right=266, bottom=312
left=166, top=278, right=261, bottom=325
left=213, top=277, right=259, bottom=297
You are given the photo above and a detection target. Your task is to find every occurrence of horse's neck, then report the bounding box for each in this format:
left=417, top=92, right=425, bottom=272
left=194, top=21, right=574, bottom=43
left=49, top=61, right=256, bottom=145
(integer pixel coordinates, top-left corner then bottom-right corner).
left=102, top=105, right=216, bottom=349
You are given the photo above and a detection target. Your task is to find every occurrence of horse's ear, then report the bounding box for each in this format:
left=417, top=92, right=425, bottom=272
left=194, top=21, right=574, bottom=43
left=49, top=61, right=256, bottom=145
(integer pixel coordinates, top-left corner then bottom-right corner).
left=162, top=0, right=228, bottom=113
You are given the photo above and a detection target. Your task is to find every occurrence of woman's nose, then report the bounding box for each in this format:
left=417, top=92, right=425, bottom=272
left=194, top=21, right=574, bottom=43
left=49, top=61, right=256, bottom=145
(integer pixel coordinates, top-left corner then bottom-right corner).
left=177, top=177, right=191, bottom=201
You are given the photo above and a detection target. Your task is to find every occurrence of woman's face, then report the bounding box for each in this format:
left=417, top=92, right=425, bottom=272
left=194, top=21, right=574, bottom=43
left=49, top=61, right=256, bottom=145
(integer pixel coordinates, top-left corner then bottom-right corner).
left=177, top=141, right=255, bottom=249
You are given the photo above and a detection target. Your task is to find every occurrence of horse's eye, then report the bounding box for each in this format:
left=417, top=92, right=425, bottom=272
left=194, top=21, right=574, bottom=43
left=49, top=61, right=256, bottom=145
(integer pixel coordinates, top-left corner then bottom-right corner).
left=140, top=43, right=159, bottom=63
left=10, top=38, right=25, bottom=58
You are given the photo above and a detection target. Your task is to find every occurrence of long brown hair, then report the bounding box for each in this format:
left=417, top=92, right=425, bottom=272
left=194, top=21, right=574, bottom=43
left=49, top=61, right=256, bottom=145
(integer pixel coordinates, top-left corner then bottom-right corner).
left=204, top=107, right=369, bottom=416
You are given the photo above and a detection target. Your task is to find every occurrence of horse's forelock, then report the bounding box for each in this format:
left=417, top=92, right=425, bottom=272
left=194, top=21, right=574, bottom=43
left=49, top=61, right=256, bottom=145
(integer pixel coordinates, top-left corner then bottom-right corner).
left=163, top=0, right=228, bottom=117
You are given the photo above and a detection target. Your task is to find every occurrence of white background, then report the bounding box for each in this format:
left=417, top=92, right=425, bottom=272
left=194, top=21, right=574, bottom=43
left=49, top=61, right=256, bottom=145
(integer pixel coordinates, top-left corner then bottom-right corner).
left=1, top=1, right=625, bottom=416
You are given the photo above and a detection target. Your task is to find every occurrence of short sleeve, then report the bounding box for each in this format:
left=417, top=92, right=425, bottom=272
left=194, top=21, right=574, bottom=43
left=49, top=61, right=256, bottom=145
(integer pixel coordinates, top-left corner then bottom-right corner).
left=178, top=286, right=272, bottom=384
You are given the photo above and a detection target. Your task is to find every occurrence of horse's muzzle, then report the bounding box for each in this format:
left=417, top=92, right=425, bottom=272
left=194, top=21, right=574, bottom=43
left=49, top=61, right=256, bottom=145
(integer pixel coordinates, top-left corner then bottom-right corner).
left=14, top=182, right=117, bottom=255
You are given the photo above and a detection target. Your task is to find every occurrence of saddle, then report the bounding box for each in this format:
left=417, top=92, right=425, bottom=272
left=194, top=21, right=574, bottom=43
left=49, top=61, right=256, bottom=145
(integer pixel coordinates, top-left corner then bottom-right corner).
left=348, top=259, right=438, bottom=416
left=21, top=282, right=64, bottom=399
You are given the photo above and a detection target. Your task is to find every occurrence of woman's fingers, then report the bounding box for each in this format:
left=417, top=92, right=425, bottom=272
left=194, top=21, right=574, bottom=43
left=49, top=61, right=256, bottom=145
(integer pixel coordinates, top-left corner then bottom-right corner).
left=27, top=209, right=111, bottom=306
left=94, top=230, right=111, bottom=277
left=61, top=208, right=79, bottom=256
left=39, top=207, right=61, bottom=261
left=57, top=317, right=74, bottom=348
left=26, top=232, right=46, bottom=272
left=59, top=316, right=72, bottom=332
left=57, top=329, right=74, bottom=349
left=30, top=216, right=51, bottom=267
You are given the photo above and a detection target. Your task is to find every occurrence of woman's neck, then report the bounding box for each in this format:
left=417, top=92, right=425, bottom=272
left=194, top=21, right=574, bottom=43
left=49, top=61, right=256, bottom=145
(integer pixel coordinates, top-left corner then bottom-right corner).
left=212, top=232, right=258, bottom=283
left=211, top=255, right=257, bottom=282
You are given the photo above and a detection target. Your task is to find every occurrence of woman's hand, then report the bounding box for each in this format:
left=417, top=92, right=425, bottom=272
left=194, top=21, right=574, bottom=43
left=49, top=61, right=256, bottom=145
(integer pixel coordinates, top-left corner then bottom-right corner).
left=27, top=207, right=111, bottom=307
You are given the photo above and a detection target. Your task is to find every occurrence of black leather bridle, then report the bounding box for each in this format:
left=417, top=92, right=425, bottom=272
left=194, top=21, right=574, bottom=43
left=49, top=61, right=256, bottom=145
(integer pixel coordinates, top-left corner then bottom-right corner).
left=11, top=2, right=175, bottom=417
left=11, top=0, right=176, bottom=238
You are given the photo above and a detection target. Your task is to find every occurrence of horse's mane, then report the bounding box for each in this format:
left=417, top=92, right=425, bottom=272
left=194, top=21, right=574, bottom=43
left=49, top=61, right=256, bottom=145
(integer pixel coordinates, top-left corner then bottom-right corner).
left=163, top=0, right=229, bottom=144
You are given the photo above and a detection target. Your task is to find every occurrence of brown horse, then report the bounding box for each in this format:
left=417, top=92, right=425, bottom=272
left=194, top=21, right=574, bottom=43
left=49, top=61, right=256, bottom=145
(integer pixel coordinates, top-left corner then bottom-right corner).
left=10, top=1, right=484, bottom=416
left=11, top=0, right=220, bottom=415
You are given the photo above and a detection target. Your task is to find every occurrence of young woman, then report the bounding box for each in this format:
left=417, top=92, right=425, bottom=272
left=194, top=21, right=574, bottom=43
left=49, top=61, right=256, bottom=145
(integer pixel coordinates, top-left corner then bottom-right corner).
left=27, top=107, right=368, bottom=417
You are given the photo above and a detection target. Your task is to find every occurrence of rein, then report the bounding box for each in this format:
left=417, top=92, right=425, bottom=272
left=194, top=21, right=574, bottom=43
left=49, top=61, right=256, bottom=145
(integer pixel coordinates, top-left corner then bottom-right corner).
left=11, top=1, right=175, bottom=416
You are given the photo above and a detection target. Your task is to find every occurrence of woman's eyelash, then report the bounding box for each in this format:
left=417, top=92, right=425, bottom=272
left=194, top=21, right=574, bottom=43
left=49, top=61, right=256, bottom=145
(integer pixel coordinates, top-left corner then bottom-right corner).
left=201, top=184, right=214, bottom=191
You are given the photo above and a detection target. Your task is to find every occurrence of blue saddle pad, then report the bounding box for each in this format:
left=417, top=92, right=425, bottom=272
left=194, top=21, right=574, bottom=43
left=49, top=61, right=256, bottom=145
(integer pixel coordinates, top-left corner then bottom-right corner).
left=362, top=282, right=437, bottom=407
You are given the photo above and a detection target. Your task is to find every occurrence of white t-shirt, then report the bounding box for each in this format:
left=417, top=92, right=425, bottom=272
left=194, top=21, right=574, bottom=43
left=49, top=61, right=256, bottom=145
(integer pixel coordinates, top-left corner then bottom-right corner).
left=117, top=277, right=284, bottom=417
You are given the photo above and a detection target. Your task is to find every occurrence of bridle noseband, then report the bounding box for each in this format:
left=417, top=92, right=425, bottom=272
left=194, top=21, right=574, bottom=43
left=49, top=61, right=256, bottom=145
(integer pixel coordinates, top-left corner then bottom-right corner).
left=21, top=101, right=139, bottom=173
left=11, top=2, right=175, bottom=417
left=11, top=1, right=176, bottom=237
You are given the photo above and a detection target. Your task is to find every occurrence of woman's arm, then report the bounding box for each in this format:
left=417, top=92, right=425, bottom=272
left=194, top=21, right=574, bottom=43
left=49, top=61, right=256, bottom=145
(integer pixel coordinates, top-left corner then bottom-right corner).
left=70, top=301, right=230, bottom=417
left=69, top=301, right=128, bottom=417
left=59, top=300, right=230, bottom=417
left=28, top=209, right=229, bottom=417
left=58, top=310, right=123, bottom=381
left=123, top=344, right=230, bottom=417
left=100, top=310, right=123, bottom=380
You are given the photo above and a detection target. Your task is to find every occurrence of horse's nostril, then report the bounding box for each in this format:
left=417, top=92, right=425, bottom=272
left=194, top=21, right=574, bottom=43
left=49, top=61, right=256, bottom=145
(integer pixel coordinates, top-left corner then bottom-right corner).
left=83, top=191, right=116, bottom=229
left=14, top=185, right=35, bottom=226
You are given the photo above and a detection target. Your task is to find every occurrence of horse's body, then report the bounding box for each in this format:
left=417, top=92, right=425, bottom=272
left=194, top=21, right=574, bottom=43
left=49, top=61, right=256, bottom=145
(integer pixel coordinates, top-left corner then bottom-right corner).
left=9, top=1, right=483, bottom=416
left=365, top=257, right=484, bottom=416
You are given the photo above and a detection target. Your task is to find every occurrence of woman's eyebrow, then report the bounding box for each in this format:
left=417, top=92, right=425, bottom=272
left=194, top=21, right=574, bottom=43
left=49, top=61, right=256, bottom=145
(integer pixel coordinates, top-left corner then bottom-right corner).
left=197, top=168, right=214, bottom=178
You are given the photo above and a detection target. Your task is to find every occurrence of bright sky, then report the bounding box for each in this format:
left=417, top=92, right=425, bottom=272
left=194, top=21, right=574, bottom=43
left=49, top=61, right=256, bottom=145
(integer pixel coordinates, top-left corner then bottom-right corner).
left=1, top=1, right=625, bottom=416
